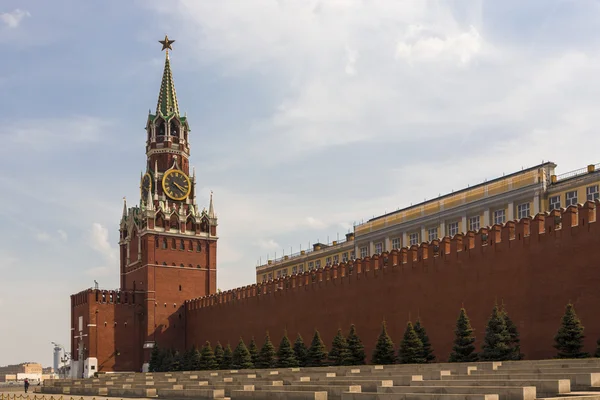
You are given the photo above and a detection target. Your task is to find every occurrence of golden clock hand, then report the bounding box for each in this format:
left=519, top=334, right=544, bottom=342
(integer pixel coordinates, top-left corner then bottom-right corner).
left=173, top=182, right=186, bottom=191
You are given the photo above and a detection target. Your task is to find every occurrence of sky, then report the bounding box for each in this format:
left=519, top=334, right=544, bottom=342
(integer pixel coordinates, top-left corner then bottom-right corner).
left=2, top=0, right=600, bottom=368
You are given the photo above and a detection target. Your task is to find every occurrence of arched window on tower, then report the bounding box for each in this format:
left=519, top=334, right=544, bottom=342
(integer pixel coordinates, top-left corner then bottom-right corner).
left=188, top=240, right=193, bottom=251
left=157, top=120, right=165, bottom=141
left=170, top=121, right=179, bottom=138
left=162, top=238, right=167, bottom=249
left=196, top=242, right=201, bottom=252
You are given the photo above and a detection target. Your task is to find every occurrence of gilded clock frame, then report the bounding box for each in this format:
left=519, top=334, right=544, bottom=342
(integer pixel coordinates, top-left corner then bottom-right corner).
left=140, top=172, right=153, bottom=199
left=162, top=169, right=191, bottom=201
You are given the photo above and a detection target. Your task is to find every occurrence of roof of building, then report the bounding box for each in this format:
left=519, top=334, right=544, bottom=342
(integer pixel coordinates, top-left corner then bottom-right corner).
left=365, top=161, right=556, bottom=224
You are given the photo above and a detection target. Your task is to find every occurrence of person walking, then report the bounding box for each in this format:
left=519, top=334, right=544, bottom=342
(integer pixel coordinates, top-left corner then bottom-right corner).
left=24, top=378, right=30, bottom=393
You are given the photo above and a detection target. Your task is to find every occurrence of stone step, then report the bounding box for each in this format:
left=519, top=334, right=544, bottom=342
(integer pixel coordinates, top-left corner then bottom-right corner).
left=377, top=385, right=536, bottom=400
left=257, top=384, right=361, bottom=400
left=312, top=375, right=422, bottom=386
left=411, top=379, right=570, bottom=396
left=231, top=390, right=327, bottom=400
left=292, top=380, right=392, bottom=392
left=443, top=373, right=600, bottom=389
left=156, top=387, right=228, bottom=398
left=342, top=393, right=499, bottom=400
left=489, top=368, right=600, bottom=375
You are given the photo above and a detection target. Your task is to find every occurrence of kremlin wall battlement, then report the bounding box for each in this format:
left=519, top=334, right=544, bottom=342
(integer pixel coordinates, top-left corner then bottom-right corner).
left=184, top=201, right=600, bottom=362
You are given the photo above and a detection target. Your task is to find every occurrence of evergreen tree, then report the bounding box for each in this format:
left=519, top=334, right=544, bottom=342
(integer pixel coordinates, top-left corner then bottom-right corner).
left=346, top=324, right=366, bottom=366
left=293, top=334, right=309, bottom=367
left=595, top=338, right=600, bottom=358
left=371, top=321, right=396, bottom=365
left=480, top=304, right=512, bottom=361
left=232, top=338, right=254, bottom=369
left=449, top=308, right=478, bottom=362
left=329, top=328, right=352, bottom=366
left=189, top=345, right=202, bottom=370
left=248, top=337, right=260, bottom=367
left=277, top=332, right=299, bottom=368
left=554, top=303, right=589, bottom=359
left=172, top=350, right=182, bottom=371
left=221, top=344, right=233, bottom=369
left=149, top=344, right=161, bottom=372
left=161, top=349, right=175, bottom=371
left=501, top=306, right=524, bottom=360
left=199, top=341, right=218, bottom=370
left=214, top=342, right=225, bottom=369
left=257, top=332, right=277, bottom=368
left=414, top=319, right=435, bottom=363
left=307, top=330, right=328, bottom=367
left=181, top=347, right=193, bottom=371
left=398, top=322, right=425, bottom=364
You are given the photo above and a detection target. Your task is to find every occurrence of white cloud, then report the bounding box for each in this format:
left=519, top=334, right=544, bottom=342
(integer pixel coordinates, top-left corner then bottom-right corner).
left=35, top=229, right=68, bottom=243
left=87, top=223, right=118, bottom=279
left=255, top=238, right=280, bottom=250
left=395, top=25, right=483, bottom=66
left=305, top=217, right=326, bottom=230
left=35, top=232, right=51, bottom=242
left=1, top=116, right=112, bottom=152
left=57, top=230, right=68, bottom=242
left=0, top=9, right=30, bottom=29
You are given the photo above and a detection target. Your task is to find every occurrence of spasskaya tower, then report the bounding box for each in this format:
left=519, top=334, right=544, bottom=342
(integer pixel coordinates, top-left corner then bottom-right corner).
left=118, top=35, right=218, bottom=370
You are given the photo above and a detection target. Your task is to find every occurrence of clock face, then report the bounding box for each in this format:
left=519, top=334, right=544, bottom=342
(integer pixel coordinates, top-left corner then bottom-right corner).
left=141, top=173, right=152, bottom=200
left=162, top=169, right=191, bottom=201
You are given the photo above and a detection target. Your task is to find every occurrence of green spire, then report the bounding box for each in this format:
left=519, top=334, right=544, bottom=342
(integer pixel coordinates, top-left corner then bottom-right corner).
left=156, top=35, right=180, bottom=117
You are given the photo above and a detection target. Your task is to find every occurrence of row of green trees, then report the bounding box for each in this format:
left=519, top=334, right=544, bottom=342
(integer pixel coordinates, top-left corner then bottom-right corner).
left=149, top=325, right=367, bottom=372
left=149, top=302, right=596, bottom=372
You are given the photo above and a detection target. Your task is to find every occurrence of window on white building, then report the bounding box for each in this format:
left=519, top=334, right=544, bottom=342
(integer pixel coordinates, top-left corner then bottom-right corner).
left=468, top=216, right=480, bottom=232
left=587, top=185, right=599, bottom=202
left=409, top=232, right=419, bottom=246
left=494, top=209, right=506, bottom=225
left=391, top=238, right=401, bottom=249
left=360, top=247, right=368, bottom=258
left=549, top=195, right=561, bottom=211
left=342, top=252, right=348, bottom=262
left=299, top=264, right=305, bottom=273
left=350, top=251, right=356, bottom=259
left=268, top=273, right=273, bottom=281
left=333, top=255, right=339, bottom=264
left=374, top=242, right=383, bottom=254
left=276, top=270, right=281, bottom=278
left=315, top=260, right=321, bottom=269
left=428, top=227, right=438, bottom=242
left=292, top=266, right=297, bottom=274
left=447, top=222, right=459, bottom=237
left=326, top=257, right=332, bottom=265
left=282, top=269, right=288, bottom=277
left=308, top=262, right=314, bottom=270
left=517, top=202, right=530, bottom=219
left=262, top=275, right=267, bottom=282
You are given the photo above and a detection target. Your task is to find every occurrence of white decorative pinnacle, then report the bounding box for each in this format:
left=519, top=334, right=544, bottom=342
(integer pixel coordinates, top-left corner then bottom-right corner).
left=154, top=160, right=159, bottom=201
left=146, top=184, right=154, bottom=211
left=208, top=190, right=216, bottom=219
left=122, top=196, right=127, bottom=219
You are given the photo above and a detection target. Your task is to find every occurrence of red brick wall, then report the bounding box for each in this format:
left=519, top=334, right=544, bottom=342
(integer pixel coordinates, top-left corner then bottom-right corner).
left=186, top=203, right=600, bottom=362
left=71, top=290, right=142, bottom=372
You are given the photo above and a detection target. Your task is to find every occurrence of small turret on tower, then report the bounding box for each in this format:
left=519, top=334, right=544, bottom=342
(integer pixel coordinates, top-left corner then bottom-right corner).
left=208, top=191, right=216, bottom=220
